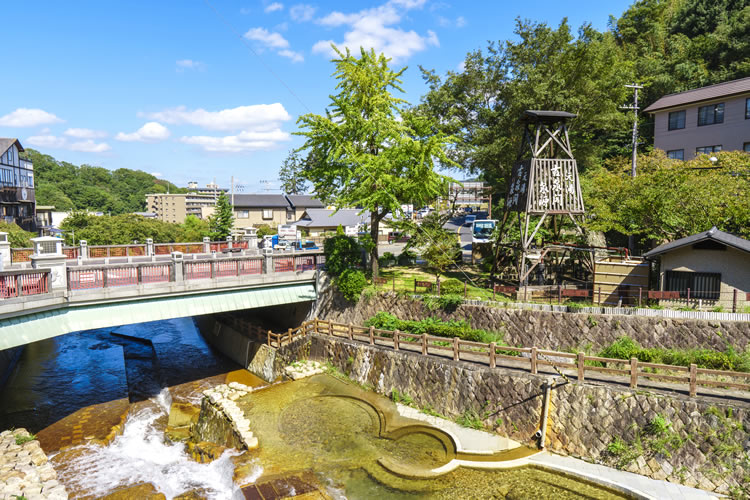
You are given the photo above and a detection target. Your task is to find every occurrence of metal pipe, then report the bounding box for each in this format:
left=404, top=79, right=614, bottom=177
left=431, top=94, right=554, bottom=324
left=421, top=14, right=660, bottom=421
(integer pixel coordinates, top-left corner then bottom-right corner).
left=538, top=377, right=555, bottom=450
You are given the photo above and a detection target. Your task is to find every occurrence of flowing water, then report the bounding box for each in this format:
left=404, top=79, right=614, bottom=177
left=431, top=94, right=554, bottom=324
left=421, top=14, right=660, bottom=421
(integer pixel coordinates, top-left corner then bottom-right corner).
left=0, top=317, right=630, bottom=499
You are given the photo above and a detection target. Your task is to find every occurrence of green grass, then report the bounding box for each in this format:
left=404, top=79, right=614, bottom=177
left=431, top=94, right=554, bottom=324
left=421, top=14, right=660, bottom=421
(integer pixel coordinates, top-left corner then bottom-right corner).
left=14, top=433, right=36, bottom=445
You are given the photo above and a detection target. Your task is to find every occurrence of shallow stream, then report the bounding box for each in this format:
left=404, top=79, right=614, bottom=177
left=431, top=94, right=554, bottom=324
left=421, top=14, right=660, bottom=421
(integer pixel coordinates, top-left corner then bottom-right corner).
left=0, top=317, right=629, bottom=499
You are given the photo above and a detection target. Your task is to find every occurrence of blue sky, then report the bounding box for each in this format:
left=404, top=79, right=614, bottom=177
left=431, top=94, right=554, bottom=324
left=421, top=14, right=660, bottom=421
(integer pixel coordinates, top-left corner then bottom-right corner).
left=1, top=0, right=632, bottom=192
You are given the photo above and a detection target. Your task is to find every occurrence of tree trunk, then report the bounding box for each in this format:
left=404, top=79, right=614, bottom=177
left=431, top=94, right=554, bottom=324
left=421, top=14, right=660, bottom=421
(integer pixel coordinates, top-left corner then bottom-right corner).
left=370, top=213, right=380, bottom=279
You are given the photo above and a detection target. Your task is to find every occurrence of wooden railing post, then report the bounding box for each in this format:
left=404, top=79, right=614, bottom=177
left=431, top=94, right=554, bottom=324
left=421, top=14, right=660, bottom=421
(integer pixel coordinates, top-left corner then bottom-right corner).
left=630, top=357, right=638, bottom=388
left=267, top=330, right=272, bottom=346
left=348, top=323, right=353, bottom=341
left=686, top=288, right=691, bottom=305
left=287, top=328, right=293, bottom=345
left=453, top=337, right=459, bottom=361
left=577, top=352, right=585, bottom=382
left=597, top=286, right=601, bottom=305
left=329, top=320, right=333, bottom=337
left=489, top=342, right=496, bottom=368
left=421, top=333, right=427, bottom=355
left=733, top=289, right=738, bottom=313
left=393, top=329, right=400, bottom=351
left=369, top=326, right=375, bottom=345
left=464, top=281, right=467, bottom=298
left=638, top=287, right=642, bottom=308
left=530, top=347, right=538, bottom=374
left=689, top=363, right=697, bottom=397
left=314, top=317, right=319, bottom=333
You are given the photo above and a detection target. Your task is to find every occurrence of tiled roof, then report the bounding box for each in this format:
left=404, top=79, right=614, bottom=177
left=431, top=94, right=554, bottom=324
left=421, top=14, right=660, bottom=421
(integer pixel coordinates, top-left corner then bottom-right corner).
left=0, top=138, right=22, bottom=156
left=296, top=209, right=370, bottom=228
left=643, top=227, right=750, bottom=258
left=643, top=77, right=750, bottom=113
left=285, top=195, right=324, bottom=208
left=232, top=194, right=290, bottom=208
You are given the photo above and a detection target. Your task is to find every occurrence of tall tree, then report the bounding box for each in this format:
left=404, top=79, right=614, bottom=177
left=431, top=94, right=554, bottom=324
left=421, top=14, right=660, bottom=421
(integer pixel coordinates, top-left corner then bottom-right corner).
left=209, top=192, right=235, bottom=240
left=278, top=150, right=309, bottom=194
left=418, top=19, right=632, bottom=199
left=296, top=46, right=456, bottom=277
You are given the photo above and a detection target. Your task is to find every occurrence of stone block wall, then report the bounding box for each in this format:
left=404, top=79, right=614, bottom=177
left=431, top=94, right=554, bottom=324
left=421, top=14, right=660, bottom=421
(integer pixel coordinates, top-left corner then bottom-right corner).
left=314, top=289, right=750, bottom=351
left=282, top=334, right=749, bottom=495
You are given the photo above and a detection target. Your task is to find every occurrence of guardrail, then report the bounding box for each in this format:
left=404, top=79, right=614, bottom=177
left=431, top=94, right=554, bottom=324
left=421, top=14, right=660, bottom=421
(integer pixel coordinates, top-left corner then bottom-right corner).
left=273, top=319, right=750, bottom=400
left=0, top=269, right=50, bottom=298
left=68, top=263, right=173, bottom=290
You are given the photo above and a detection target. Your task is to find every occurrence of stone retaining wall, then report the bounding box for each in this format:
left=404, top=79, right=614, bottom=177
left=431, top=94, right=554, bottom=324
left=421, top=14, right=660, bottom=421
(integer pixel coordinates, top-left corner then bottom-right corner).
left=314, top=288, right=750, bottom=351
left=0, top=428, right=68, bottom=499
left=275, top=334, right=750, bottom=495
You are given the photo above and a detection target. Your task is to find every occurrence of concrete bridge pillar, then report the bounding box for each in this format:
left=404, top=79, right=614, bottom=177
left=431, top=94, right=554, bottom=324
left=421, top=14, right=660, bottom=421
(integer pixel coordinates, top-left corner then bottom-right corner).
left=203, top=237, right=211, bottom=254
left=146, top=238, right=154, bottom=257
left=226, top=235, right=233, bottom=249
left=79, top=240, right=88, bottom=260
left=0, top=232, right=10, bottom=270
left=30, top=236, right=67, bottom=291
left=264, top=251, right=274, bottom=274
left=172, top=251, right=184, bottom=281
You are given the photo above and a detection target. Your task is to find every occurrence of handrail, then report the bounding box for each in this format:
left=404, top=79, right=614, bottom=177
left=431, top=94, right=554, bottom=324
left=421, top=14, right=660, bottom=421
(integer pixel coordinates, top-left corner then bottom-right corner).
left=267, top=318, right=750, bottom=400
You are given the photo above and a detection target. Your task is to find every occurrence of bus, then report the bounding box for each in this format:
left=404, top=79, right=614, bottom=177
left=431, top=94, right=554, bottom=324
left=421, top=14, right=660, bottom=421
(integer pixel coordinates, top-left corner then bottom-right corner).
left=471, top=219, right=497, bottom=244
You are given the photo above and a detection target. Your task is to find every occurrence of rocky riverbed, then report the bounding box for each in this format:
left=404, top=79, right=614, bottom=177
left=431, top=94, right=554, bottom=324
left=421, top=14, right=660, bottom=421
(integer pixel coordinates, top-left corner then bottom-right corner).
left=0, top=428, right=68, bottom=500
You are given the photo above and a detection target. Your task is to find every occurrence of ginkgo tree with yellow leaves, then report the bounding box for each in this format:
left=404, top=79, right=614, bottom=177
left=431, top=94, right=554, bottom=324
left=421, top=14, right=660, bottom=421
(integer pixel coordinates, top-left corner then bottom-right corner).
left=296, top=46, right=457, bottom=278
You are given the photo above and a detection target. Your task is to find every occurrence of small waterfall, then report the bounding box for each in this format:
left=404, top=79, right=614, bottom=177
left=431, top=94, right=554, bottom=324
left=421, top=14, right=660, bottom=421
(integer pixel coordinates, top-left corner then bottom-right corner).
left=54, top=393, right=258, bottom=499
left=155, top=387, right=172, bottom=413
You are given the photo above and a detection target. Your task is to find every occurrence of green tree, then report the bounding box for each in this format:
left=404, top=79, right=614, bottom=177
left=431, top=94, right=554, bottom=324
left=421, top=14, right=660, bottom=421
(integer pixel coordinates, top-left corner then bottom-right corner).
left=296, top=46, right=456, bottom=277
left=583, top=150, right=750, bottom=243
left=179, top=215, right=210, bottom=242
left=59, top=213, right=183, bottom=245
left=418, top=19, right=632, bottom=197
left=208, top=192, right=234, bottom=240
left=0, top=222, right=35, bottom=248
left=399, top=211, right=461, bottom=278
left=278, top=150, right=309, bottom=194
left=323, top=234, right=361, bottom=276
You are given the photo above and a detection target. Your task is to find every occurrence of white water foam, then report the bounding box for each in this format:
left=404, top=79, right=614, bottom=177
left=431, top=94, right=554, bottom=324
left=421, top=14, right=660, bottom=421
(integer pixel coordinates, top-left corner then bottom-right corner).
left=54, top=394, right=260, bottom=499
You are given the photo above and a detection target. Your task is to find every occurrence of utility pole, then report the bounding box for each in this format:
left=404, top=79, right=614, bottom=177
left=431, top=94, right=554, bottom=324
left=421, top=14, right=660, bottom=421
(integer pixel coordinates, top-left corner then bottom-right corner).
left=621, top=83, right=643, bottom=177
left=621, top=83, right=644, bottom=253
left=231, top=175, right=234, bottom=206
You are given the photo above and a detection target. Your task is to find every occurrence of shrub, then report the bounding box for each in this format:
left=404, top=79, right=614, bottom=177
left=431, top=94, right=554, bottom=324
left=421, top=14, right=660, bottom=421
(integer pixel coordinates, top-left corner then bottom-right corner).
left=255, top=224, right=276, bottom=238
left=440, top=278, right=464, bottom=295
left=437, top=294, right=464, bottom=312
left=397, top=249, right=417, bottom=266
left=336, top=269, right=367, bottom=302
left=378, top=251, right=396, bottom=268
left=324, top=234, right=361, bottom=276
left=599, top=336, right=641, bottom=360
left=364, top=312, right=505, bottom=344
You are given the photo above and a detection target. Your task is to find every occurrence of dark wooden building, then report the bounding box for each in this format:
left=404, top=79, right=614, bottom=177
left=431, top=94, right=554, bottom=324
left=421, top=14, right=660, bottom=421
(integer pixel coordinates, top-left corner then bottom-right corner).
left=0, top=138, right=36, bottom=231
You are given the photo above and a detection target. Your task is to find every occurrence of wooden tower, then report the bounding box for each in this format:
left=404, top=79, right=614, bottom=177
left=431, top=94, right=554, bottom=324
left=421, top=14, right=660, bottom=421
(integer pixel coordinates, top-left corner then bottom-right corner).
left=505, top=110, right=585, bottom=285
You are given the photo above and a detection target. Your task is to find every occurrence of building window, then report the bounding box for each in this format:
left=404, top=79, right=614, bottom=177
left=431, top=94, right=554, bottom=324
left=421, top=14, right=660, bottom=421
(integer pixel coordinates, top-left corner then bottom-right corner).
left=744, top=142, right=750, bottom=153
left=262, top=209, right=273, bottom=220
left=287, top=210, right=294, bottom=221
left=236, top=210, right=249, bottom=218
left=665, top=270, right=720, bottom=300
left=697, top=103, right=724, bottom=126
left=668, top=110, right=685, bottom=130
left=696, top=145, right=722, bottom=155
left=666, top=149, right=684, bottom=160
left=746, top=98, right=750, bottom=119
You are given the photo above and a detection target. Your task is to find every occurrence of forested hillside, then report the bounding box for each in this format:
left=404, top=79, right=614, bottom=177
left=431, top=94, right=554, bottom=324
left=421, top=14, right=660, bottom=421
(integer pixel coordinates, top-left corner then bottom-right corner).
left=22, top=149, right=183, bottom=214
left=418, top=0, right=750, bottom=192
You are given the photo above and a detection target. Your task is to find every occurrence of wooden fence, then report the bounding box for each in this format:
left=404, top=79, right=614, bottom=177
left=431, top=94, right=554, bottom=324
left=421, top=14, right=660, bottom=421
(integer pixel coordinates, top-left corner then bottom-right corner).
left=270, top=319, right=750, bottom=400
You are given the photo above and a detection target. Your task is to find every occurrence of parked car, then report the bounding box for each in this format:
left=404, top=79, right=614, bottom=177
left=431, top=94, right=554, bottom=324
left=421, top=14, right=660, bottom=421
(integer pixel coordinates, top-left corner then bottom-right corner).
left=292, top=240, right=319, bottom=251
left=464, top=214, right=476, bottom=226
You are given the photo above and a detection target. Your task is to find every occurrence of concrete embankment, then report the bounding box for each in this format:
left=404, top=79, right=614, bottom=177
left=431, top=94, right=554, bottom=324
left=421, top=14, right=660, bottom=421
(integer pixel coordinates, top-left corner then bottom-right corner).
left=0, top=428, right=68, bottom=500
left=267, top=333, right=749, bottom=496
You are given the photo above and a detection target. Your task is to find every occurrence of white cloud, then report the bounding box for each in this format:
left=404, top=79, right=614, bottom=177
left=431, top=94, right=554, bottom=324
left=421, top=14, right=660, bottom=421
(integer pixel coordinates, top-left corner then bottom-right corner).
left=69, top=140, right=111, bottom=153
left=244, top=27, right=290, bottom=49
left=179, top=129, right=291, bottom=153
left=115, top=122, right=170, bottom=142
left=25, top=135, right=67, bottom=149
left=265, top=2, right=283, bottom=13
left=64, top=128, right=107, bottom=139
left=176, top=59, right=206, bottom=72
left=0, top=108, right=63, bottom=127
left=312, top=0, right=438, bottom=62
left=290, top=4, right=316, bottom=21
left=26, top=134, right=110, bottom=153
left=456, top=16, right=466, bottom=28
left=243, top=27, right=304, bottom=61
left=141, top=104, right=291, bottom=131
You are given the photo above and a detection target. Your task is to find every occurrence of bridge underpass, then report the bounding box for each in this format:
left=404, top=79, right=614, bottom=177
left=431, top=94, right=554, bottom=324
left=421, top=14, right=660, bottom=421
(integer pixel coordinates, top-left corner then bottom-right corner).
left=0, top=282, right=317, bottom=350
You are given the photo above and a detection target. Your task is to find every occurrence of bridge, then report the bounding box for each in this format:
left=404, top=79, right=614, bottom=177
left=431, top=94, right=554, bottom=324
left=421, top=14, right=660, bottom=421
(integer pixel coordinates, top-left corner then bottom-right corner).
left=0, top=235, right=324, bottom=350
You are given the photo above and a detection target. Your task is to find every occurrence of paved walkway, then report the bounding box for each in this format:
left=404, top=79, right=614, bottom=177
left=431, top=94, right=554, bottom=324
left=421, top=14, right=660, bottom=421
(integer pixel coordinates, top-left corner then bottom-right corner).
left=396, top=404, right=719, bottom=499
left=528, top=453, right=720, bottom=500
left=348, top=333, right=750, bottom=406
